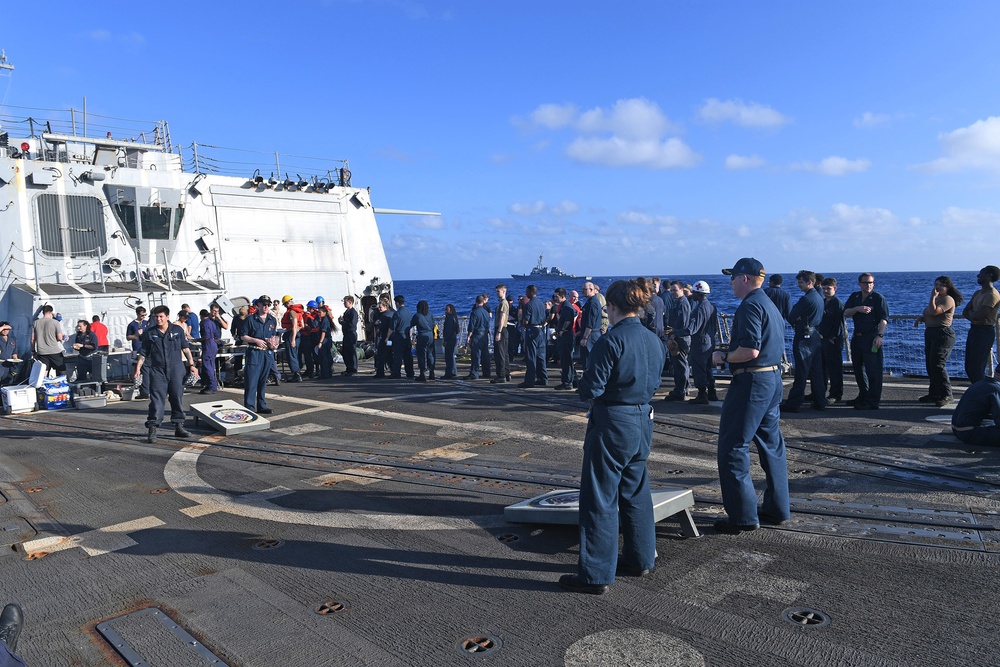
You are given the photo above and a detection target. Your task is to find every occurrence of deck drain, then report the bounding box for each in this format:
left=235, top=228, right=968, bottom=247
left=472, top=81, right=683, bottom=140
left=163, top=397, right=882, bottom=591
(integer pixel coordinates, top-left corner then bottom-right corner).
left=792, top=468, right=814, bottom=474
left=782, top=607, right=831, bottom=629
left=481, top=440, right=495, bottom=445
left=25, top=487, right=45, bottom=493
left=370, top=421, right=384, bottom=426
left=665, top=469, right=684, bottom=475
left=495, top=533, right=519, bottom=543
left=251, top=539, right=284, bottom=550
left=457, top=634, right=503, bottom=656
left=150, top=488, right=169, bottom=494
left=313, top=600, right=350, bottom=615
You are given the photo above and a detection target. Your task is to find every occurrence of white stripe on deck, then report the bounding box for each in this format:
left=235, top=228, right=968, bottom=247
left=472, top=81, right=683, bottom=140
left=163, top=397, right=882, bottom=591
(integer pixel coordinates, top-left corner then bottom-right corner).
left=23, top=516, right=165, bottom=558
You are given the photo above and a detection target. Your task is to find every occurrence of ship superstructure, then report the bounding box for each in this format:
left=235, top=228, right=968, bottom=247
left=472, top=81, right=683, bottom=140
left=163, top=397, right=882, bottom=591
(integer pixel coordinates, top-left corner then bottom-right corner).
left=0, top=94, right=394, bottom=352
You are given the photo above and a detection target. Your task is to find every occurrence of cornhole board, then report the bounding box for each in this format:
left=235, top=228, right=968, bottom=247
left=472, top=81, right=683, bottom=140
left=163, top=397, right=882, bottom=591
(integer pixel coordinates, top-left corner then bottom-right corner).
left=504, top=487, right=700, bottom=537
left=190, top=399, right=270, bottom=435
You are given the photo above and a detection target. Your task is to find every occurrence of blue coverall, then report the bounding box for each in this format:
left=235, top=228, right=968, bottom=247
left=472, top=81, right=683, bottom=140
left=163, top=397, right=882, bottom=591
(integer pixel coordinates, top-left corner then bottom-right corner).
left=576, top=315, right=665, bottom=585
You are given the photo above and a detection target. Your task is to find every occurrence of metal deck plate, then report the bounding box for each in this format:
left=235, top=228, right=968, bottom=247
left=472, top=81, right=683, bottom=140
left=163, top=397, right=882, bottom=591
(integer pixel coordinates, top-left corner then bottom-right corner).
left=190, top=399, right=270, bottom=435
left=504, top=487, right=699, bottom=536
left=96, top=607, right=229, bottom=666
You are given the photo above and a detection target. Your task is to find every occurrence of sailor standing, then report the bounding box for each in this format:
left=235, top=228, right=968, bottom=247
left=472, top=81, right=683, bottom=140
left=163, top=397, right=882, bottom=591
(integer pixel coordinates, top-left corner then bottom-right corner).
left=134, top=305, right=195, bottom=443
left=241, top=296, right=278, bottom=414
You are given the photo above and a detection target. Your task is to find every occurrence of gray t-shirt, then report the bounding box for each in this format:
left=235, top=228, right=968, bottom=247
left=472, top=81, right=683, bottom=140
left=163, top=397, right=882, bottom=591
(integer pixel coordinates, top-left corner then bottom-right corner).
left=32, top=317, right=64, bottom=355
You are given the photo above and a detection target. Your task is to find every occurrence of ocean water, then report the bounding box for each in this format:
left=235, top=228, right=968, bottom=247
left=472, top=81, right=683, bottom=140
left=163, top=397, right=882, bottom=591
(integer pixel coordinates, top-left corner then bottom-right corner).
left=395, top=271, right=979, bottom=320
left=395, top=271, right=988, bottom=378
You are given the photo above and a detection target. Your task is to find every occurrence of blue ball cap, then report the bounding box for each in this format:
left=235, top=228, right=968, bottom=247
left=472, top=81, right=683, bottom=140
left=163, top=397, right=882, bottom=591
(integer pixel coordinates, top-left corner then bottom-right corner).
left=307, top=300, right=319, bottom=309
left=722, top=257, right=766, bottom=278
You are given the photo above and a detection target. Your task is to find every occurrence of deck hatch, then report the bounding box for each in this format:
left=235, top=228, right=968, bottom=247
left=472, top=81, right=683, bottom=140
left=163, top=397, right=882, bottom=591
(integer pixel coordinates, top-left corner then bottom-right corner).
left=96, top=607, right=229, bottom=666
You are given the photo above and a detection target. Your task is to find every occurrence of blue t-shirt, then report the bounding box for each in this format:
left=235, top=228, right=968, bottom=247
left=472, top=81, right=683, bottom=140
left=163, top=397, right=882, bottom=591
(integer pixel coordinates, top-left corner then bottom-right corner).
left=468, top=306, right=490, bottom=334
left=787, top=288, right=824, bottom=335
left=522, top=297, right=546, bottom=326
left=728, top=287, right=785, bottom=369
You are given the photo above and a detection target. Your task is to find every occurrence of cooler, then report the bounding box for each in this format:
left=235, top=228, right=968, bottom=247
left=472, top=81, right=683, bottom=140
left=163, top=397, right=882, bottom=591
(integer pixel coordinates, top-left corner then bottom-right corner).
left=2, top=386, right=36, bottom=414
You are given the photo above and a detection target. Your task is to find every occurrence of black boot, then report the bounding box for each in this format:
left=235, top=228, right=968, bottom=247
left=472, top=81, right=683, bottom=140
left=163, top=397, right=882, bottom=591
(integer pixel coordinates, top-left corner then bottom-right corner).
left=146, top=426, right=157, bottom=443
left=689, top=389, right=709, bottom=405
left=708, top=388, right=720, bottom=402
left=175, top=424, right=191, bottom=438
left=0, top=603, right=24, bottom=654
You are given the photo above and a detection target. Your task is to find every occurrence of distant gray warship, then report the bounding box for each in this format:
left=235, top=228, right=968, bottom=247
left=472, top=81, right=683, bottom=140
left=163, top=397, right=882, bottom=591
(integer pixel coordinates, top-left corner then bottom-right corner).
left=511, top=254, right=578, bottom=279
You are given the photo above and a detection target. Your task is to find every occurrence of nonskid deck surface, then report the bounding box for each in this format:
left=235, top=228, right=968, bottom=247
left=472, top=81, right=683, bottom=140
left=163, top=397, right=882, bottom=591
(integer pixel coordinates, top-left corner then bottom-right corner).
left=1, top=366, right=999, bottom=666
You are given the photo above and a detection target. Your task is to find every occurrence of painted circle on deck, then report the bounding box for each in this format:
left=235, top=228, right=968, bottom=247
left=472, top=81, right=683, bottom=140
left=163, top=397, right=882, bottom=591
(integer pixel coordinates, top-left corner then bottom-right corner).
left=564, top=630, right=704, bottom=666
left=211, top=408, right=259, bottom=423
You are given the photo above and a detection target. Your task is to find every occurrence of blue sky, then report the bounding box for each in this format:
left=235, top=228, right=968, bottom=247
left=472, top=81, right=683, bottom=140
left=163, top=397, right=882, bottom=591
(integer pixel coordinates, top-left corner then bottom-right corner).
left=3, top=1, right=1000, bottom=280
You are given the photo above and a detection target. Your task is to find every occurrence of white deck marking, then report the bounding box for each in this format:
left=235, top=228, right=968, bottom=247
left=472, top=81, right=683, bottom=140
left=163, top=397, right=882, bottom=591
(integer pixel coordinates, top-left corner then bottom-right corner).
left=272, top=423, right=332, bottom=436
left=346, top=391, right=466, bottom=405
left=165, top=445, right=506, bottom=530
left=267, top=406, right=335, bottom=423
left=307, top=469, right=394, bottom=486
left=23, top=516, right=165, bottom=558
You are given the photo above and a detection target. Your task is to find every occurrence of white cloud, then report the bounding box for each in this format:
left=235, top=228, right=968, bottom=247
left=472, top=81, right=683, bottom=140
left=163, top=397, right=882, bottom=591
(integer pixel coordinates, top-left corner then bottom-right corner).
left=576, top=98, right=680, bottom=140
left=409, top=216, right=444, bottom=230
left=508, top=200, right=580, bottom=217
left=853, top=112, right=891, bottom=129
left=917, top=116, right=1000, bottom=173
left=791, top=156, right=871, bottom=176
left=698, top=98, right=790, bottom=128
left=515, top=98, right=697, bottom=170
left=725, top=154, right=766, bottom=170
left=566, top=136, right=700, bottom=169
left=530, top=103, right=577, bottom=129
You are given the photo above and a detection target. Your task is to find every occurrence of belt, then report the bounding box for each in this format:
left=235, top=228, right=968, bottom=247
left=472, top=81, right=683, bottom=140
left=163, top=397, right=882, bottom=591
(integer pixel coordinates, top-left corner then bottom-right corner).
left=731, top=365, right=779, bottom=376
left=526, top=325, right=543, bottom=328
left=952, top=425, right=975, bottom=432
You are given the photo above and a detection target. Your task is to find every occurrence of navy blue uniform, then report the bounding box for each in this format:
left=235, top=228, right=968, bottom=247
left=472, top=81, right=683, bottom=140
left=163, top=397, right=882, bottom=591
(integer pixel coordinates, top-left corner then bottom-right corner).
left=718, top=287, right=790, bottom=526
left=467, top=305, right=491, bottom=379
left=574, top=316, right=665, bottom=585
left=442, top=312, right=459, bottom=378
left=666, top=295, right=691, bottom=398
left=819, top=295, right=845, bottom=401
left=521, top=297, right=548, bottom=385
left=139, top=323, right=190, bottom=429
left=688, top=298, right=718, bottom=395
left=340, top=307, right=359, bottom=374
left=952, top=377, right=1000, bottom=447
left=0, top=334, right=18, bottom=385
left=72, top=330, right=99, bottom=381
left=764, top=286, right=791, bottom=320
left=317, top=314, right=334, bottom=379
left=243, top=312, right=277, bottom=412
left=784, top=287, right=825, bottom=410
left=556, top=302, right=578, bottom=388
left=412, top=312, right=436, bottom=378
left=845, top=290, right=889, bottom=408
left=200, top=318, right=220, bottom=391
left=390, top=305, right=414, bottom=379
left=375, top=307, right=394, bottom=377
left=580, top=295, right=603, bottom=371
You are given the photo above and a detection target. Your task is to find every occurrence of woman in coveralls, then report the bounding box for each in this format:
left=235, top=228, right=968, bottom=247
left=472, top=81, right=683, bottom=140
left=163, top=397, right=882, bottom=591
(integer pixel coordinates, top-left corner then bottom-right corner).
left=559, top=277, right=665, bottom=595
left=241, top=296, right=278, bottom=414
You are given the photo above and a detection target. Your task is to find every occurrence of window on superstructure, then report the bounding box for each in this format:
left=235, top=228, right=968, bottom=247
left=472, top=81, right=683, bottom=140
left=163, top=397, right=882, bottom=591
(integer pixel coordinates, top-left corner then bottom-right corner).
left=104, top=186, right=138, bottom=239
left=140, top=206, right=173, bottom=240
left=173, top=205, right=185, bottom=238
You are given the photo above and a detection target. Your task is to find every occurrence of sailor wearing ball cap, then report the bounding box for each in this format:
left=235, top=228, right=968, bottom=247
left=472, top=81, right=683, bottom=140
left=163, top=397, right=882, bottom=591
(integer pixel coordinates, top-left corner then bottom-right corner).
left=712, top=258, right=790, bottom=533
left=687, top=280, right=719, bottom=405
left=241, top=295, right=279, bottom=414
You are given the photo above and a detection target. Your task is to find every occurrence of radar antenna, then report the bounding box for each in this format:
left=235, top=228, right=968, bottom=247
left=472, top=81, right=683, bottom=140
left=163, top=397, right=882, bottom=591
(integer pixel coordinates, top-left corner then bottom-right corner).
left=0, top=50, right=13, bottom=75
